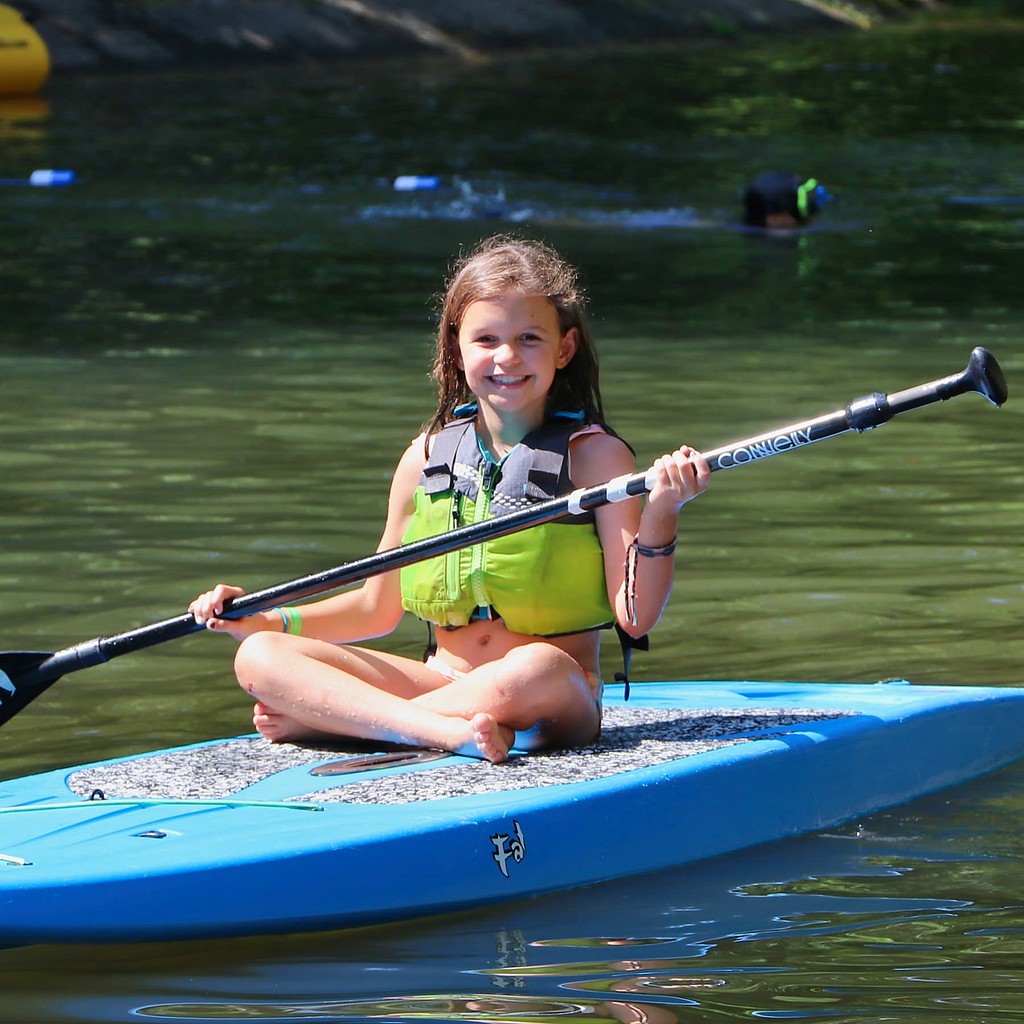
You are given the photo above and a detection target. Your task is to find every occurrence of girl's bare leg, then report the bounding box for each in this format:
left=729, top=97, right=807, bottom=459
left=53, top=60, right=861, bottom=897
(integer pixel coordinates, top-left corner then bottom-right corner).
left=413, top=642, right=602, bottom=750
left=233, top=633, right=515, bottom=762
left=251, top=701, right=511, bottom=763
left=251, top=702, right=342, bottom=745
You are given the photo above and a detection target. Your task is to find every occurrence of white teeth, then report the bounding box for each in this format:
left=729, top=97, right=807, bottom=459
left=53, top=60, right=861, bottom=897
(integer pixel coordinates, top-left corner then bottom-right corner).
left=492, top=375, right=526, bottom=385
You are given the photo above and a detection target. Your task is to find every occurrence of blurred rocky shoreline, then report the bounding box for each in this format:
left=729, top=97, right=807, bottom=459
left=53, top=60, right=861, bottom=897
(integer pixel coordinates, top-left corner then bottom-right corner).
left=16, top=0, right=873, bottom=74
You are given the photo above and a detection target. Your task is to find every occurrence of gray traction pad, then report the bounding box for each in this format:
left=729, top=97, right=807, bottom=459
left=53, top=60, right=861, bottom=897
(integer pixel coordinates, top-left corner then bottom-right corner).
left=67, top=706, right=850, bottom=805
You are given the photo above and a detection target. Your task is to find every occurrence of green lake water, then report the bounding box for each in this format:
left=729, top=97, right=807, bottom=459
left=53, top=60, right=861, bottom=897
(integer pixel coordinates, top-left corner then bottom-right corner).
left=1, top=23, right=1023, bottom=1023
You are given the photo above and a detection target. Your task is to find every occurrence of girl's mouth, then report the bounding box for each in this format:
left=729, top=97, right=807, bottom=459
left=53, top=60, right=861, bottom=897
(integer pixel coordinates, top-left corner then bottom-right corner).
left=490, top=374, right=529, bottom=387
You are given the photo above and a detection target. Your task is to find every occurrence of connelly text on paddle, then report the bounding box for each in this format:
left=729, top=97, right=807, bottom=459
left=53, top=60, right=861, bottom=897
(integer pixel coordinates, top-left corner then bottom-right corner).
left=713, top=428, right=814, bottom=469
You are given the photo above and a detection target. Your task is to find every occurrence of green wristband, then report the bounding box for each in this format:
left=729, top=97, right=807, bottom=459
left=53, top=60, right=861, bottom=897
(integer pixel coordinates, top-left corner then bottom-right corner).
left=277, top=606, right=303, bottom=635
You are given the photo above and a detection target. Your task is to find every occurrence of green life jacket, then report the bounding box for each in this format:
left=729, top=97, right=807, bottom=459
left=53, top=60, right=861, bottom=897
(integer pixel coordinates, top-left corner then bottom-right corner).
left=400, top=408, right=614, bottom=636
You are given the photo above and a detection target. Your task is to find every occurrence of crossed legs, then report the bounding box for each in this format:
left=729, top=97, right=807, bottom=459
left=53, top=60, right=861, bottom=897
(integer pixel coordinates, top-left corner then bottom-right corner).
left=233, top=632, right=601, bottom=764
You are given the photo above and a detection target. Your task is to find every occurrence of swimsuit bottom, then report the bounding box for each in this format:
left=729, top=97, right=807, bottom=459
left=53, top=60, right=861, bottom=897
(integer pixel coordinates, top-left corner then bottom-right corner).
left=424, top=653, right=603, bottom=708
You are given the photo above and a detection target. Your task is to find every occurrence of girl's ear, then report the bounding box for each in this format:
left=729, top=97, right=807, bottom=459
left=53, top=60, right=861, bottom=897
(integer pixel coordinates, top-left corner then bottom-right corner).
left=557, top=326, right=579, bottom=369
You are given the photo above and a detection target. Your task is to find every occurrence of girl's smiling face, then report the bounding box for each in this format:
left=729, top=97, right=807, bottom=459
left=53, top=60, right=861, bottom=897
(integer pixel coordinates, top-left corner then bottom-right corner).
left=456, top=293, right=578, bottom=432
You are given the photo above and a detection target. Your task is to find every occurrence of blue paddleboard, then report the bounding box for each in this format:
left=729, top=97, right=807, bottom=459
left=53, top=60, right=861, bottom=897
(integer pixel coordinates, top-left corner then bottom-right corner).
left=1, top=679, right=1023, bottom=945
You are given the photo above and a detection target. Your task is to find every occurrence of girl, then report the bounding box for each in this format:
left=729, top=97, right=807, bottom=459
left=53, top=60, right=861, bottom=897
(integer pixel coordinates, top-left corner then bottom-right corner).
left=189, top=235, right=709, bottom=763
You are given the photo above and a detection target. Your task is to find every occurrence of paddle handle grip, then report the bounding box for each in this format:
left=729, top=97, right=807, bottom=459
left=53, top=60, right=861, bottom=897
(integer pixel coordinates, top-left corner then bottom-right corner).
left=702, top=347, right=1005, bottom=473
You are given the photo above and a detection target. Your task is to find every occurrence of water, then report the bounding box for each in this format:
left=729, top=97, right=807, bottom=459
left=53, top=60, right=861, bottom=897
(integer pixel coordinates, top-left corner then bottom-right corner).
left=1, top=22, right=1023, bottom=1023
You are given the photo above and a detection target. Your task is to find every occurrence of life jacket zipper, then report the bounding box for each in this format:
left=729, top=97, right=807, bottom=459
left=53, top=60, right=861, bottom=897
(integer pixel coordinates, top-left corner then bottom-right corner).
left=445, top=492, right=464, bottom=599
left=468, top=461, right=497, bottom=609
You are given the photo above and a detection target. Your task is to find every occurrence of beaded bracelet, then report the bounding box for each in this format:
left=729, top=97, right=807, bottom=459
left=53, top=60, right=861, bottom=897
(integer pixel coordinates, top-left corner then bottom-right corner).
left=277, top=606, right=303, bottom=635
left=631, top=536, right=678, bottom=559
left=624, top=534, right=678, bottom=626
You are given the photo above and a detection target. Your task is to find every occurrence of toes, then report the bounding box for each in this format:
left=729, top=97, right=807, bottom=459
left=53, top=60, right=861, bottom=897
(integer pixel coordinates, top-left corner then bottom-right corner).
left=470, top=713, right=511, bottom=764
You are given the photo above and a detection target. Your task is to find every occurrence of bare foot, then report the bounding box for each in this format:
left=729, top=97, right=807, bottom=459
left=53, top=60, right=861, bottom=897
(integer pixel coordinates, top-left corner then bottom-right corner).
left=455, top=712, right=513, bottom=764
left=252, top=702, right=337, bottom=744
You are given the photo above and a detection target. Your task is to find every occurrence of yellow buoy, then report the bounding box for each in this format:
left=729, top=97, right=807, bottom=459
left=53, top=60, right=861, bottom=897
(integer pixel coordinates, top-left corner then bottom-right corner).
left=0, top=3, right=50, bottom=97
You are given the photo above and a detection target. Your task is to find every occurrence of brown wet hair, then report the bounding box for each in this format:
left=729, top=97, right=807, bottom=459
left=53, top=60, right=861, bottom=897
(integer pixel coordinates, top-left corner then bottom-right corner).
left=425, top=234, right=606, bottom=443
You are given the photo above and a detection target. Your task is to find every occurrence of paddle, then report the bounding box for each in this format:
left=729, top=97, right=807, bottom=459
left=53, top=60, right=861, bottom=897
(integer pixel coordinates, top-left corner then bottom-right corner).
left=0, top=347, right=1006, bottom=727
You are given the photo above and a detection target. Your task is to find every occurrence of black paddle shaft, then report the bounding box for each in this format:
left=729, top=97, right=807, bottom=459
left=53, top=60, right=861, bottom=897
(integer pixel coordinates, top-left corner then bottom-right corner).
left=0, top=347, right=1006, bottom=723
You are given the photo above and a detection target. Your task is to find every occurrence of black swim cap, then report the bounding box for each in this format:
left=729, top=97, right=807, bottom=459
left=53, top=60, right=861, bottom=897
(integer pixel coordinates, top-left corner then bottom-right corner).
left=743, top=171, right=825, bottom=227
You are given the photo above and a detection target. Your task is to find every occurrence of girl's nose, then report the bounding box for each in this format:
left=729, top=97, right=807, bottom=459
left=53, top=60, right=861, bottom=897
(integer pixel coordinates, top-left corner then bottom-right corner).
left=493, top=341, right=519, bottom=364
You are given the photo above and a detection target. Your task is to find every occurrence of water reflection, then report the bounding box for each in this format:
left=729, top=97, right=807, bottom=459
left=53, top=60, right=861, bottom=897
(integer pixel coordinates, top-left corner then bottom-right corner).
left=135, top=993, right=701, bottom=1022
left=0, top=96, right=50, bottom=136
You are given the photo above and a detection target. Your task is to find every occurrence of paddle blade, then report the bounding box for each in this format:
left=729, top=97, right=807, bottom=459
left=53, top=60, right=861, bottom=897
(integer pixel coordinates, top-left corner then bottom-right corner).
left=0, top=652, right=61, bottom=726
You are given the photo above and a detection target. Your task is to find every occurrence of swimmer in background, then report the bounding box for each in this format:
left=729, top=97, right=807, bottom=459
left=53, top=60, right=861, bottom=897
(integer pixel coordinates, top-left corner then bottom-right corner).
left=742, top=171, right=832, bottom=230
